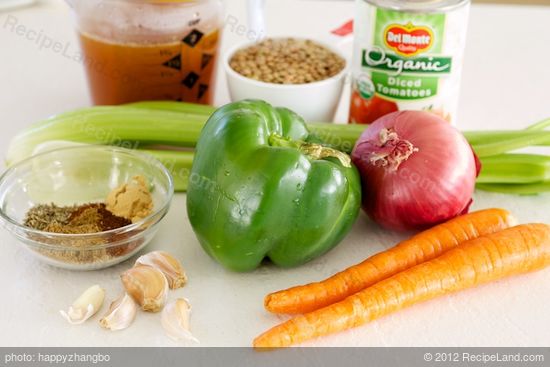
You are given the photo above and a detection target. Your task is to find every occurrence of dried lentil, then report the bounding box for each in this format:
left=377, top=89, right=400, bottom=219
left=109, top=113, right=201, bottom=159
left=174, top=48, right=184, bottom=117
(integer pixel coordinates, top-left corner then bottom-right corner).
left=230, top=38, right=345, bottom=84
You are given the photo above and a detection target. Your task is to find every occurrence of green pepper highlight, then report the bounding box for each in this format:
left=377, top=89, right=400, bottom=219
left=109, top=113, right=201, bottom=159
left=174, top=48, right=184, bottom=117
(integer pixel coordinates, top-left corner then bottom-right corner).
left=186, top=100, right=361, bottom=271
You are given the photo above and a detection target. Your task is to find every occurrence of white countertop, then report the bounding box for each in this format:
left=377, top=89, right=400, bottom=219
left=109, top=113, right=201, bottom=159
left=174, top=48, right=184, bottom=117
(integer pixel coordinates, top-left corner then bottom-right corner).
left=1, top=0, right=550, bottom=347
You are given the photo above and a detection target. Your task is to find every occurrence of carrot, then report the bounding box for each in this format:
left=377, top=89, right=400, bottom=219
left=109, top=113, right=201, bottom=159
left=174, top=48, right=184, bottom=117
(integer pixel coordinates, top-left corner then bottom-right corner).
left=265, top=208, right=515, bottom=314
left=254, top=223, right=550, bottom=348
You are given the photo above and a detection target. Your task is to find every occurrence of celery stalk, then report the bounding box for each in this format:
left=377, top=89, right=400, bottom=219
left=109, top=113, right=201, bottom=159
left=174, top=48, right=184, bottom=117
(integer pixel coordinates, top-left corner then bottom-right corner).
left=6, top=107, right=206, bottom=166
left=525, top=117, right=550, bottom=131
left=127, top=101, right=366, bottom=154
left=476, top=154, right=550, bottom=184
left=120, top=102, right=550, bottom=157
left=466, top=131, right=550, bottom=157
left=126, top=101, right=216, bottom=116
left=5, top=101, right=550, bottom=195
left=307, top=123, right=366, bottom=153
left=143, top=149, right=194, bottom=192
left=145, top=150, right=550, bottom=192
left=476, top=182, right=550, bottom=195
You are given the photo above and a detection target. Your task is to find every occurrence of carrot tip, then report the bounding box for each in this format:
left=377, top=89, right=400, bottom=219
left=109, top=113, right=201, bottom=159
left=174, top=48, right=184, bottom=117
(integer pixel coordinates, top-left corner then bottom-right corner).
left=263, top=295, right=273, bottom=309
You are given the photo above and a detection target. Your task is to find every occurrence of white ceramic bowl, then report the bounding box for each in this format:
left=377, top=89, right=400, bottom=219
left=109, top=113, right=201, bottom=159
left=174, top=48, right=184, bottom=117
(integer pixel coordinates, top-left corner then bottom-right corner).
left=224, top=38, right=348, bottom=122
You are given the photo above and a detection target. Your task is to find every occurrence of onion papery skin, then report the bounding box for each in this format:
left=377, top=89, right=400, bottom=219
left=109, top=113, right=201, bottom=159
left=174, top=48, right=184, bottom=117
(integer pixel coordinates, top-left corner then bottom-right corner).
left=351, top=111, right=477, bottom=231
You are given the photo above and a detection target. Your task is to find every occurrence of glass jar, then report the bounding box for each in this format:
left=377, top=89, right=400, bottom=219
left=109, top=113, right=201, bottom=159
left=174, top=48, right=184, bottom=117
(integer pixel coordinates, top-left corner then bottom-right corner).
left=70, top=0, right=223, bottom=105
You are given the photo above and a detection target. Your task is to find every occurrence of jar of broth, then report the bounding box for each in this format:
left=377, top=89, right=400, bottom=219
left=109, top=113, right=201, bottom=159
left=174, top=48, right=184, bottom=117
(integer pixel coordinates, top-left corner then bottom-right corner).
left=70, top=0, right=223, bottom=105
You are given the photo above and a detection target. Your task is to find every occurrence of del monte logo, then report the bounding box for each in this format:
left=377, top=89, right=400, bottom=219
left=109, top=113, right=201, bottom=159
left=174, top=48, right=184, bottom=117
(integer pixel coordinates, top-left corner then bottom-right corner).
left=384, top=23, right=434, bottom=57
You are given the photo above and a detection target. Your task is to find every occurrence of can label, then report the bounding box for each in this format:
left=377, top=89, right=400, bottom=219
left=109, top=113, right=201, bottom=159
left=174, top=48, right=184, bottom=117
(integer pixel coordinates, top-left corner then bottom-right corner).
left=350, top=1, right=469, bottom=124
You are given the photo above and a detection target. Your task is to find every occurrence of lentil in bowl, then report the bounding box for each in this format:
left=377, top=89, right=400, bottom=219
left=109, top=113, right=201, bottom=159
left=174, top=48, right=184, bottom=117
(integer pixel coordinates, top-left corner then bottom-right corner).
left=229, top=38, right=346, bottom=85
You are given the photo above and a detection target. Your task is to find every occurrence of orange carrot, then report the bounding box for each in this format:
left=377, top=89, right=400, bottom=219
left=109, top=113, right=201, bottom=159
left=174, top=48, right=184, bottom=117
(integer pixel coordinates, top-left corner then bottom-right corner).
left=254, top=223, right=550, bottom=348
left=265, top=208, right=516, bottom=314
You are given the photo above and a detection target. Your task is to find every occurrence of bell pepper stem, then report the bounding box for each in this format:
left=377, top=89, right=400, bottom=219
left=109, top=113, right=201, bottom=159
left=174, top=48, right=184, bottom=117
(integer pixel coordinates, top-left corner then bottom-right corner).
left=268, top=134, right=352, bottom=168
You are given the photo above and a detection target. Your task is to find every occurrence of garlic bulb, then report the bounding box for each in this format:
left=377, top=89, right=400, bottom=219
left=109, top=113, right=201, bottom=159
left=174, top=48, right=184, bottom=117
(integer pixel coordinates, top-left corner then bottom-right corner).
left=135, top=251, right=187, bottom=289
left=60, top=285, right=105, bottom=325
left=99, top=293, right=138, bottom=331
left=121, top=265, right=168, bottom=312
left=161, top=299, right=199, bottom=343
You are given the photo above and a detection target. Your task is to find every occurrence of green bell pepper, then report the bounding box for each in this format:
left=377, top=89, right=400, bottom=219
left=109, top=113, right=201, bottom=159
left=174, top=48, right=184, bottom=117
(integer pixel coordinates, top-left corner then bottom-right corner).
left=186, top=100, right=361, bottom=271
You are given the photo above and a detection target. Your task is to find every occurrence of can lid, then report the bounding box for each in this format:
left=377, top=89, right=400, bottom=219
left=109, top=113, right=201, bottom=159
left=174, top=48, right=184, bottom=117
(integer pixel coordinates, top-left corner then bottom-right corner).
left=363, top=0, right=470, bottom=13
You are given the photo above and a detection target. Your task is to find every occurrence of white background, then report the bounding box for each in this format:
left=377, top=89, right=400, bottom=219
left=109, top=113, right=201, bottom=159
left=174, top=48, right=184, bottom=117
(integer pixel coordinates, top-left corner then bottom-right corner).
left=0, top=0, right=549, bottom=347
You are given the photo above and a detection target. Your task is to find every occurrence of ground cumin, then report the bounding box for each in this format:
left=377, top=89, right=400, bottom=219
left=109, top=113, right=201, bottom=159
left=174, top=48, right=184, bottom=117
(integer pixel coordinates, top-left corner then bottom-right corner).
left=69, top=203, right=131, bottom=231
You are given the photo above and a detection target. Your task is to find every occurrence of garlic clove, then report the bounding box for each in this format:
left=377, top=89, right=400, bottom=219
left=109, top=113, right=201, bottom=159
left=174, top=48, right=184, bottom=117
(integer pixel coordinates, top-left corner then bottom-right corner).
left=99, top=293, right=138, bottom=331
left=135, top=251, right=187, bottom=289
left=121, top=265, right=168, bottom=312
left=161, top=298, right=199, bottom=343
left=60, top=285, right=105, bottom=325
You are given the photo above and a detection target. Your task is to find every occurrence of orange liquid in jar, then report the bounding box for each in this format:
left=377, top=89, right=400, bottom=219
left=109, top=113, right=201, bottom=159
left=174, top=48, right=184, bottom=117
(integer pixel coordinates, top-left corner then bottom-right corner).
left=79, top=29, right=219, bottom=105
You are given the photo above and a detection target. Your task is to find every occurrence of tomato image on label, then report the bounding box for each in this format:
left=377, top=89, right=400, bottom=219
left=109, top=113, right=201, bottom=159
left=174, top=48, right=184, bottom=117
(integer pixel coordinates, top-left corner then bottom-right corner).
left=349, top=91, right=398, bottom=125
left=384, top=23, right=434, bottom=57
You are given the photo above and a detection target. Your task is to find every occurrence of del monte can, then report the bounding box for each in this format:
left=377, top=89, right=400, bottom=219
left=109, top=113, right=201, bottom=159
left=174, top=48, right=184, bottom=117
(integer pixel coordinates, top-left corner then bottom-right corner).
left=349, top=0, right=470, bottom=124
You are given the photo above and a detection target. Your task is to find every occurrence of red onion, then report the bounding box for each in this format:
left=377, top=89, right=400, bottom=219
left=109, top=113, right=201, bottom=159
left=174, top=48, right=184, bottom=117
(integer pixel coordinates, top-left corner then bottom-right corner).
left=351, top=111, right=479, bottom=231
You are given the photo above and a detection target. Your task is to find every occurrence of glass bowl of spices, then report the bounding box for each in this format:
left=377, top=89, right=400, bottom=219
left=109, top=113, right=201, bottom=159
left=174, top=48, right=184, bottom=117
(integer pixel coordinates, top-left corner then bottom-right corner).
left=0, top=146, right=174, bottom=270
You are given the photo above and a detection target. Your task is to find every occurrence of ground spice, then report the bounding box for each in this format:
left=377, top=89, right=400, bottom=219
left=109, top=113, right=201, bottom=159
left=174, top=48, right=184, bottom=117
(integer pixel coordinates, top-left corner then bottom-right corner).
left=23, top=203, right=76, bottom=231
left=106, top=176, right=153, bottom=223
left=24, top=203, right=138, bottom=265
left=22, top=176, right=152, bottom=266
left=69, top=203, right=132, bottom=231
left=25, top=203, right=131, bottom=234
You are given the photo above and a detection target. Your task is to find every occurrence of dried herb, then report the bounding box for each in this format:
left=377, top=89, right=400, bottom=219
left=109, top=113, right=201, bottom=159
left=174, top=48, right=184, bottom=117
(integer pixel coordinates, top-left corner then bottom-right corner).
left=23, top=203, right=76, bottom=231
left=24, top=203, right=131, bottom=234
